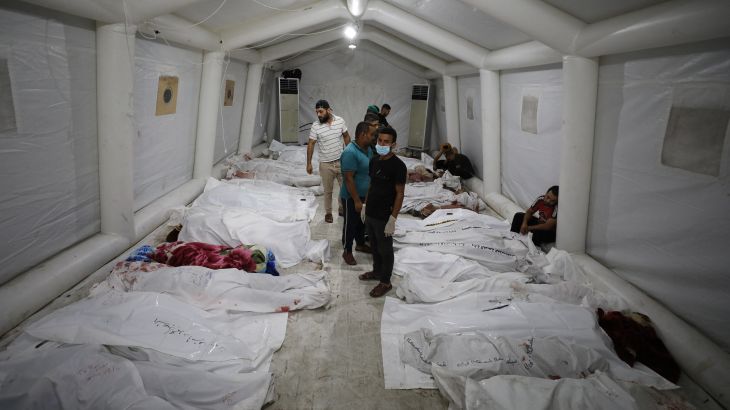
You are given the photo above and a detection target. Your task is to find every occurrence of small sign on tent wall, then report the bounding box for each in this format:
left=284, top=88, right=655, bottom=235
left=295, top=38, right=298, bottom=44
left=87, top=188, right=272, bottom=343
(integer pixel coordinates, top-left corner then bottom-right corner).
left=155, top=75, right=178, bottom=116
left=224, top=80, right=235, bottom=106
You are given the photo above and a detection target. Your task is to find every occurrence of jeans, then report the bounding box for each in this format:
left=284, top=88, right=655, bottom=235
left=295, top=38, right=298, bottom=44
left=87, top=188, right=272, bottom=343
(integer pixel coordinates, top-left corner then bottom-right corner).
left=365, top=215, right=394, bottom=284
left=342, top=197, right=366, bottom=252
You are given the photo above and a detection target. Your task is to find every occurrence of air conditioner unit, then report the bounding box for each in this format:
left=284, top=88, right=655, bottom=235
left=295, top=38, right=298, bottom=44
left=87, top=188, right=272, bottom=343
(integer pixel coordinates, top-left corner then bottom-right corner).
left=278, top=77, right=299, bottom=143
left=408, top=84, right=430, bottom=150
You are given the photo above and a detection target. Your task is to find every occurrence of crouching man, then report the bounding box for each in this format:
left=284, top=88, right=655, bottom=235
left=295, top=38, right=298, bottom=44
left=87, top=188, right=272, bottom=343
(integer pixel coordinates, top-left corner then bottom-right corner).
left=510, top=185, right=559, bottom=246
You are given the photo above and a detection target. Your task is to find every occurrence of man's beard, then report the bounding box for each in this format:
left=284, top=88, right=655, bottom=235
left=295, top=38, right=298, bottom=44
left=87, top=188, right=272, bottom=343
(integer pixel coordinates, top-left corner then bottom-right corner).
left=318, top=114, right=330, bottom=124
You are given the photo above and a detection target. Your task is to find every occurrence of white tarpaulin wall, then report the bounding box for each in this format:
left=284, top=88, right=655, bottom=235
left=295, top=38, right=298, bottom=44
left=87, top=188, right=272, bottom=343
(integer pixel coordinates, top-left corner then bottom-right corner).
left=254, top=68, right=277, bottom=147
left=0, top=4, right=99, bottom=285
left=295, top=48, right=425, bottom=145
left=214, top=58, right=246, bottom=163
left=133, top=38, right=201, bottom=211
left=458, top=75, right=483, bottom=178
left=588, top=39, right=730, bottom=352
left=431, top=77, right=447, bottom=151
left=500, top=64, right=563, bottom=209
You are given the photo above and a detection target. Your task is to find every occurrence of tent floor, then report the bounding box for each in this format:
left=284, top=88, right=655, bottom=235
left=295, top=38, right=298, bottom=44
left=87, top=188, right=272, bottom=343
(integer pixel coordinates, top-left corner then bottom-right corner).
left=266, top=194, right=457, bottom=409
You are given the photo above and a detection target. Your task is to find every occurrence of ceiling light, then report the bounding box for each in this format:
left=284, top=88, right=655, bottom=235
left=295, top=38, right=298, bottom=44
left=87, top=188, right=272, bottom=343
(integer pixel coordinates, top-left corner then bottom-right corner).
left=344, top=25, right=357, bottom=40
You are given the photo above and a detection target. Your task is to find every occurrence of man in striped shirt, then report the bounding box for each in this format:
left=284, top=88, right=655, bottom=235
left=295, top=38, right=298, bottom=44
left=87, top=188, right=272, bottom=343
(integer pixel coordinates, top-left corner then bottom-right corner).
left=307, top=99, right=351, bottom=223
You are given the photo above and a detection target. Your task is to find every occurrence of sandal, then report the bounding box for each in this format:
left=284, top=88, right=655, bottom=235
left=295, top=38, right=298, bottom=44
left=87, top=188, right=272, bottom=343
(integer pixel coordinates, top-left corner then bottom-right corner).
left=358, top=271, right=380, bottom=281
left=369, top=282, right=392, bottom=297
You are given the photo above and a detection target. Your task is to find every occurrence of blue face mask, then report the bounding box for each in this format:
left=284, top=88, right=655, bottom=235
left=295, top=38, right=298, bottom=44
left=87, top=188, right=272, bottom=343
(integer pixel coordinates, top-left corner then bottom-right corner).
left=375, top=144, right=391, bottom=155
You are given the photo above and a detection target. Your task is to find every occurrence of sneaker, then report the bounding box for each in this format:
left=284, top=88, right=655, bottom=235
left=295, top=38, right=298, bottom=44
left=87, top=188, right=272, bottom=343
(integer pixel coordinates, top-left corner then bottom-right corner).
left=342, top=251, right=356, bottom=265
left=355, top=244, right=372, bottom=254
left=324, top=213, right=333, bottom=223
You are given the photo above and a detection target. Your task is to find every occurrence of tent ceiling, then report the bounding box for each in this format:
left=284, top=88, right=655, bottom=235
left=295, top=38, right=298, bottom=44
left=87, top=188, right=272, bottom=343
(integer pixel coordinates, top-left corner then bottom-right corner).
left=15, top=0, right=729, bottom=71
left=367, top=21, right=457, bottom=63
left=382, top=0, right=531, bottom=50
left=543, top=0, right=668, bottom=23
left=175, top=0, right=321, bottom=32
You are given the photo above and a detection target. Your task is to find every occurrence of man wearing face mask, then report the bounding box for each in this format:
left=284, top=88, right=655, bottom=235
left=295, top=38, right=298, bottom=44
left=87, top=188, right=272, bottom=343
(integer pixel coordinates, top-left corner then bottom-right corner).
left=307, top=99, right=351, bottom=223
left=358, top=126, right=407, bottom=297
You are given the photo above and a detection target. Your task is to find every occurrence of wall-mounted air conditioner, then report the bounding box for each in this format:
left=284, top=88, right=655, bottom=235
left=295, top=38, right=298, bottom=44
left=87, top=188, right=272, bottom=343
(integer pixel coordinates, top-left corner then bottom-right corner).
left=278, top=77, right=299, bottom=143
left=408, top=83, right=430, bottom=150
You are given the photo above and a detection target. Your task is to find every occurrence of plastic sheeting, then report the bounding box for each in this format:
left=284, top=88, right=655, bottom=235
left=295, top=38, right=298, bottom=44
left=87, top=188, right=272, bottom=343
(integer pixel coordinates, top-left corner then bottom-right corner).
left=179, top=206, right=330, bottom=268
left=588, top=39, right=730, bottom=352
left=448, top=371, right=639, bottom=410
left=393, top=246, right=627, bottom=307
left=194, top=177, right=318, bottom=222
left=458, top=75, right=483, bottom=178
left=133, top=38, right=201, bottom=211
left=393, top=209, right=546, bottom=273
left=97, top=264, right=330, bottom=313
left=0, top=5, right=100, bottom=285
left=25, top=289, right=284, bottom=364
left=294, top=48, right=428, bottom=145
left=214, top=58, right=246, bottom=163
left=380, top=295, right=675, bottom=390
left=226, top=156, right=322, bottom=189
left=0, top=344, right=176, bottom=409
left=431, top=77, right=448, bottom=151
left=406, top=331, right=613, bottom=380
left=500, top=64, right=563, bottom=209
left=254, top=67, right=277, bottom=146
left=0, top=342, right=275, bottom=409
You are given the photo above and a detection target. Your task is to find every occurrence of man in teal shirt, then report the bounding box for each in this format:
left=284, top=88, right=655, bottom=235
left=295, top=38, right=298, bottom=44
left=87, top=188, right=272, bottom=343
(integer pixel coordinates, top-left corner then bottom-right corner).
left=340, top=121, right=374, bottom=265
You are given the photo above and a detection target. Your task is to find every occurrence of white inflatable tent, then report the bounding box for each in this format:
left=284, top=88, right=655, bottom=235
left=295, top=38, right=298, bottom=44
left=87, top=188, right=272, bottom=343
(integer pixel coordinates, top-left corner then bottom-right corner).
left=0, top=0, right=728, bottom=407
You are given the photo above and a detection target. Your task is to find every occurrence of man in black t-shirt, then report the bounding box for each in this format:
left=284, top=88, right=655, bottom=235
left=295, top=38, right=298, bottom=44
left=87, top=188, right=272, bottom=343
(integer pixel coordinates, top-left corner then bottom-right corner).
left=433, top=143, right=474, bottom=179
left=358, top=126, right=407, bottom=298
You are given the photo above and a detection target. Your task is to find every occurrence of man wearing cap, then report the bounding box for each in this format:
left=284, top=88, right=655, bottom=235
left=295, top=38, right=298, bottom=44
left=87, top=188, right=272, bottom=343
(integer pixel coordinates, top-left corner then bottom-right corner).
left=307, top=99, right=351, bottom=223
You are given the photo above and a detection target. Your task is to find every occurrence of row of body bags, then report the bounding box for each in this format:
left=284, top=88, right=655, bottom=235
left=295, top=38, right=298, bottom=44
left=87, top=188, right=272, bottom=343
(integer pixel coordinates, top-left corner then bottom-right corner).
left=381, top=208, right=686, bottom=410
left=0, top=176, right=335, bottom=409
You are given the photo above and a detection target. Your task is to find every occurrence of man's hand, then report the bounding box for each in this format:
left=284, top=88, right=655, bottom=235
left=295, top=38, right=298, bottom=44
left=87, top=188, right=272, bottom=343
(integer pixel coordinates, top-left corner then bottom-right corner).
left=520, top=223, right=529, bottom=235
left=306, top=163, right=313, bottom=175
left=360, top=204, right=366, bottom=223
left=355, top=202, right=363, bottom=213
left=384, top=215, right=396, bottom=237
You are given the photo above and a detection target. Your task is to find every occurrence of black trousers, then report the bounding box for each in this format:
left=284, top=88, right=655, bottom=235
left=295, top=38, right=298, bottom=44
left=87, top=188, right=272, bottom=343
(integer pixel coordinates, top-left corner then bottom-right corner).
left=510, top=212, right=556, bottom=246
left=364, top=215, right=394, bottom=284
left=342, top=197, right=366, bottom=252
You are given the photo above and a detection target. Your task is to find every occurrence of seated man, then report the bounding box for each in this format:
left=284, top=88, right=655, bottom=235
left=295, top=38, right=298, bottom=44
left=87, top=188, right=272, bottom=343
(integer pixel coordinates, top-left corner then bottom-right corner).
left=433, top=143, right=474, bottom=179
left=510, top=186, right=559, bottom=246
